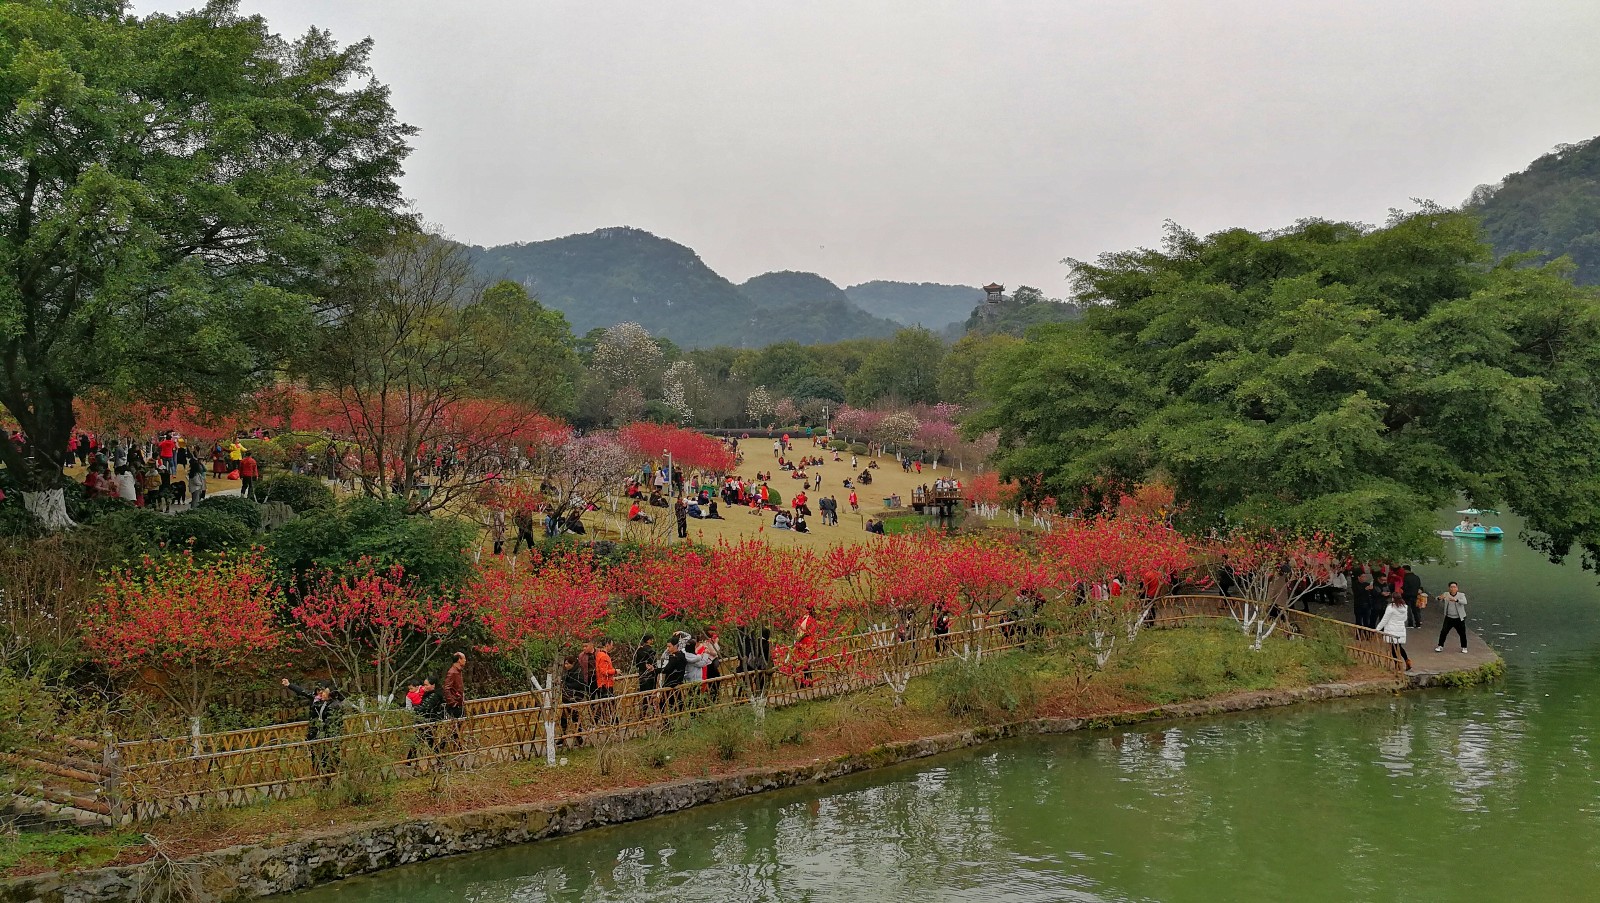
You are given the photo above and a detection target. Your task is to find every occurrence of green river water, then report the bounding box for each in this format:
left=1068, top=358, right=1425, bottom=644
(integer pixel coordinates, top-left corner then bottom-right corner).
left=292, top=514, right=1600, bottom=902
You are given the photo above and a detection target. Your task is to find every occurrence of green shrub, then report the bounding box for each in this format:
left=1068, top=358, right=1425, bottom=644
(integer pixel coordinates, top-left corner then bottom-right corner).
left=764, top=488, right=782, bottom=507
left=163, top=510, right=252, bottom=553
left=0, top=503, right=45, bottom=539
left=849, top=443, right=868, bottom=455
left=268, top=496, right=475, bottom=593
left=761, top=716, right=807, bottom=749
left=67, top=490, right=133, bottom=525
left=927, top=652, right=1038, bottom=723
left=634, top=731, right=674, bottom=769
left=829, top=439, right=848, bottom=451
left=196, top=495, right=264, bottom=532
left=91, top=507, right=252, bottom=556
left=88, top=508, right=168, bottom=558
left=698, top=708, right=757, bottom=761
left=254, top=473, right=335, bottom=513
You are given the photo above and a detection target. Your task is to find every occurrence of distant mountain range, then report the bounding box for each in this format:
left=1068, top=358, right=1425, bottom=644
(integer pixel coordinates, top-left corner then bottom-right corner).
left=468, top=227, right=981, bottom=348
left=842, top=280, right=986, bottom=328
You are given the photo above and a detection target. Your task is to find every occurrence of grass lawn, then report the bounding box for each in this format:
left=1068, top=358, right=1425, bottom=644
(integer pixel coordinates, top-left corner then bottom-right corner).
left=587, top=447, right=1007, bottom=552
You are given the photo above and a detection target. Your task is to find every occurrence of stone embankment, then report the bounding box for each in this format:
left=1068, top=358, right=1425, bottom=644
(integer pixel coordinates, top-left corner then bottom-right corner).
left=1, top=676, right=1424, bottom=903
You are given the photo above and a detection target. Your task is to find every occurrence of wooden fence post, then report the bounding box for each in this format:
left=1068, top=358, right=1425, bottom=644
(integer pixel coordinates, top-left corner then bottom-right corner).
left=100, top=730, right=124, bottom=826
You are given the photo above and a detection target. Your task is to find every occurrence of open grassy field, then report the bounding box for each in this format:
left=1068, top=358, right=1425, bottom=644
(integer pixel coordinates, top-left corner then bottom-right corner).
left=585, top=446, right=1000, bottom=551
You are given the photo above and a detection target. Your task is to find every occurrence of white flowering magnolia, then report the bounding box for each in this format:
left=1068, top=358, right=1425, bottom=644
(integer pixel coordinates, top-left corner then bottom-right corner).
left=875, top=411, right=922, bottom=445
left=590, top=322, right=663, bottom=388
left=745, top=385, right=775, bottom=423
left=662, top=360, right=702, bottom=423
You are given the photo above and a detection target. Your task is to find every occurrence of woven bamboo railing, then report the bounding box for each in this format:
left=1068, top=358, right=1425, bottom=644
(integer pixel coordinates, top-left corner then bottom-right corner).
left=1151, top=594, right=1402, bottom=671
left=109, top=619, right=1024, bottom=821
left=92, top=595, right=1393, bottom=822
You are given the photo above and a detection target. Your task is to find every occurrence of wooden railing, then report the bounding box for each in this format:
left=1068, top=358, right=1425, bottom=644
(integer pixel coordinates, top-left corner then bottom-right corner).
left=64, top=594, right=1395, bottom=822
left=1151, top=594, right=1402, bottom=671
left=107, top=619, right=1025, bottom=821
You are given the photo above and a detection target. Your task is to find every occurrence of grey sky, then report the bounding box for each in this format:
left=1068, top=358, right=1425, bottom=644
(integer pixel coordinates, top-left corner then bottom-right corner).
left=141, top=0, right=1600, bottom=295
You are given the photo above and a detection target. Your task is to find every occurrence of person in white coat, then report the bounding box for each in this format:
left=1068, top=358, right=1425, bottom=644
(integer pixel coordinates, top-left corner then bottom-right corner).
left=681, top=635, right=714, bottom=683
left=1374, top=597, right=1412, bottom=670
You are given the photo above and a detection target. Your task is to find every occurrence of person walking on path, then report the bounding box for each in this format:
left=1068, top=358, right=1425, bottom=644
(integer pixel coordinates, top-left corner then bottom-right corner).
left=187, top=457, right=207, bottom=505
left=1401, top=565, right=1425, bottom=629
left=238, top=451, right=260, bottom=499
left=1375, top=596, right=1412, bottom=670
left=675, top=496, right=689, bottom=539
left=1436, top=582, right=1470, bottom=652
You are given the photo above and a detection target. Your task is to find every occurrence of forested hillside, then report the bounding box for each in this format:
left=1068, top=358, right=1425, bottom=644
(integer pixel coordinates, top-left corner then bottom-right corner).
left=739, top=272, right=900, bottom=343
left=1470, top=136, right=1600, bottom=285
left=843, top=280, right=985, bottom=329
left=962, top=285, right=1083, bottom=337
left=472, top=231, right=915, bottom=347
left=470, top=227, right=753, bottom=346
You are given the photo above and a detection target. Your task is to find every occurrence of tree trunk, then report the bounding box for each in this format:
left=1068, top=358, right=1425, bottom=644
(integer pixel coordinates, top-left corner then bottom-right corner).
left=532, top=673, right=558, bottom=766
left=22, top=488, right=76, bottom=531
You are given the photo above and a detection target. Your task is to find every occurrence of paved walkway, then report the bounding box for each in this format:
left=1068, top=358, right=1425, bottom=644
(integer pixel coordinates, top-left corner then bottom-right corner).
left=1306, top=593, right=1499, bottom=679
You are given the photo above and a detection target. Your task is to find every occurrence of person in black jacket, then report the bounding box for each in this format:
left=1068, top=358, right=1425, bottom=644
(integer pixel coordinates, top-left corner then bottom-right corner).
left=635, top=635, right=659, bottom=692
left=1401, top=565, right=1425, bottom=629
left=660, top=638, right=688, bottom=713
left=282, top=678, right=343, bottom=773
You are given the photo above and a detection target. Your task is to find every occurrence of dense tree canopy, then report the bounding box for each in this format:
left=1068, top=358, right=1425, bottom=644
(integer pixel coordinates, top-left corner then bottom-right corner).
left=973, top=211, right=1600, bottom=564
left=466, top=281, right=580, bottom=417
left=0, top=0, right=413, bottom=511
left=846, top=327, right=946, bottom=406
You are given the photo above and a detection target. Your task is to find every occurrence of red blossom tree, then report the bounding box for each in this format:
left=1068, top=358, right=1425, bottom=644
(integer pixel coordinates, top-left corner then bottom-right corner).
left=1211, top=529, right=1341, bottom=648
left=967, top=471, right=1019, bottom=515
left=463, top=549, right=610, bottom=763
left=618, top=422, right=737, bottom=474
left=1036, top=513, right=1195, bottom=666
left=827, top=534, right=960, bottom=704
left=85, top=548, right=285, bottom=737
left=290, top=560, right=463, bottom=705
left=646, top=538, right=829, bottom=714
left=830, top=405, right=884, bottom=443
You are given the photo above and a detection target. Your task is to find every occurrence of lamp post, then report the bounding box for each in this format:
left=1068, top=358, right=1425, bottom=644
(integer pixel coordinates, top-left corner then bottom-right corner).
left=822, top=405, right=830, bottom=436
left=663, top=448, right=673, bottom=497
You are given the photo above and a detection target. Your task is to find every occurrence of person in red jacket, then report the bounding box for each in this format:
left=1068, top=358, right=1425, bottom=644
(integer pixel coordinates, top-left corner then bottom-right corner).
left=157, top=433, right=177, bottom=473
left=238, top=451, right=260, bottom=499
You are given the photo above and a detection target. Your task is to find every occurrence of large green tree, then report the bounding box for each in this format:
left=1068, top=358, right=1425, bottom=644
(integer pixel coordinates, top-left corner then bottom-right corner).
left=0, top=1, right=412, bottom=525
left=846, top=327, right=946, bottom=406
left=466, top=280, right=579, bottom=416
left=973, top=211, right=1600, bottom=564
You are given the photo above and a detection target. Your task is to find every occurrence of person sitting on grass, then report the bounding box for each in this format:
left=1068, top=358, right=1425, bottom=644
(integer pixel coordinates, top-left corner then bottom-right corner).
left=773, top=511, right=792, bottom=530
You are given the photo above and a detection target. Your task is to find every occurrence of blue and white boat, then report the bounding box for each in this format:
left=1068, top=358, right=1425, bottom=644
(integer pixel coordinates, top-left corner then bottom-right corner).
left=1452, top=508, right=1504, bottom=540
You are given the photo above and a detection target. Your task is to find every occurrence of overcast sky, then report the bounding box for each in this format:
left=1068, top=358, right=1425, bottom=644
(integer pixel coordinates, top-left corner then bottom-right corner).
left=140, top=0, right=1600, bottom=294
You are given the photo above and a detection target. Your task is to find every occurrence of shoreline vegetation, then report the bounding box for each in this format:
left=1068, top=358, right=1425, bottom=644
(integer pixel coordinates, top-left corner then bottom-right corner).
left=1, top=623, right=1499, bottom=900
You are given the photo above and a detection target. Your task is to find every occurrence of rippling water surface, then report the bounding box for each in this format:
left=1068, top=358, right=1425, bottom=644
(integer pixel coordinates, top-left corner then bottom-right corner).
left=294, top=513, right=1600, bottom=902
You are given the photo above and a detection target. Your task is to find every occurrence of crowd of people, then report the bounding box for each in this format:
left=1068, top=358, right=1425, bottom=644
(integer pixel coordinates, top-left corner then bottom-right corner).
left=72, top=431, right=254, bottom=509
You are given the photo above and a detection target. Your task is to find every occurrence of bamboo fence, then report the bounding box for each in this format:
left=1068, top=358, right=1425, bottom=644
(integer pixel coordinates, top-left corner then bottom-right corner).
left=53, top=595, right=1394, bottom=822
